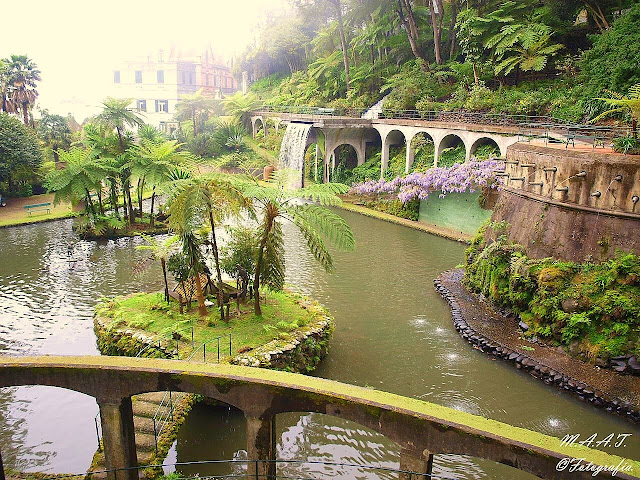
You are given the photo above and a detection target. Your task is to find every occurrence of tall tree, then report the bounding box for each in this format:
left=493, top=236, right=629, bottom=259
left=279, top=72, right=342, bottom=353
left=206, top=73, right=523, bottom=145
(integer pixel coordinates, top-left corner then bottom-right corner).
left=37, top=109, right=71, bottom=162
left=329, top=0, right=351, bottom=92
left=175, top=89, right=216, bottom=136
left=2, top=55, right=41, bottom=126
left=240, top=170, right=355, bottom=316
left=97, top=98, right=144, bottom=223
left=396, top=0, right=428, bottom=65
left=168, top=174, right=250, bottom=321
left=0, top=113, right=42, bottom=193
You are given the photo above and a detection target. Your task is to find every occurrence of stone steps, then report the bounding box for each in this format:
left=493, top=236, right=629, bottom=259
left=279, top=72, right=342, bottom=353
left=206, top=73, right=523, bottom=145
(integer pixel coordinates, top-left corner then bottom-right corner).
left=88, top=391, right=180, bottom=475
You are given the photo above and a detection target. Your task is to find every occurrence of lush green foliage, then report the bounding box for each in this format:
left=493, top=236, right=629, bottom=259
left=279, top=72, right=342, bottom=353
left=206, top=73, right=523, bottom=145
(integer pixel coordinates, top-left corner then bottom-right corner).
left=580, top=4, right=640, bottom=103
left=465, top=225, right=640, bottom=361
left=0, top=112, right=43, bottom=194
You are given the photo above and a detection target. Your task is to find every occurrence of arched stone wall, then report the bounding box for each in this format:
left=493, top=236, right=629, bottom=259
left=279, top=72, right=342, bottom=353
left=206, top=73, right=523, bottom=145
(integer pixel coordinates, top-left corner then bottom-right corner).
left=0, top=356, right=636, bottom=480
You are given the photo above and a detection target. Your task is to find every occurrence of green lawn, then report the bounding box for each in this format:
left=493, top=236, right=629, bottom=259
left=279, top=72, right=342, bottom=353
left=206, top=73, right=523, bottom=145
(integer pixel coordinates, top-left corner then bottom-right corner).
left=95, top=289, right=317, bottom=362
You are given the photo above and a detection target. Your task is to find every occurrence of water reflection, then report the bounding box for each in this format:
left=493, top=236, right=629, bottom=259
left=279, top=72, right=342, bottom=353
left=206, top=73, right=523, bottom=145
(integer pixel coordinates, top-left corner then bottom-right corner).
left=0, top=210, right=638, bottom=478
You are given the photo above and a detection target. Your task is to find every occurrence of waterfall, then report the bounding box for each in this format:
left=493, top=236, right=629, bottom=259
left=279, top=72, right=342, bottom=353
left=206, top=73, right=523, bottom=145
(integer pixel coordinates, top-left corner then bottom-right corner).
left=278, top=122, right=312, bottom=188
left=361, top=95, right=388, bottom=119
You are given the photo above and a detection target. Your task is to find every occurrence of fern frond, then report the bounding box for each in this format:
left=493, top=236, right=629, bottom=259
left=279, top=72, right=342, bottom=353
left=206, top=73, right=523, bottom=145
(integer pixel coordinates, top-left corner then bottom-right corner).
left=286, top=204, right=355, bottom=252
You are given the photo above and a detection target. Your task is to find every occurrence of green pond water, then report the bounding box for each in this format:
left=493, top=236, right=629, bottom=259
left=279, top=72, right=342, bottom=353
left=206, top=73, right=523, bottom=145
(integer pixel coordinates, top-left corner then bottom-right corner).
left=0, top=210, right=637, bottom=479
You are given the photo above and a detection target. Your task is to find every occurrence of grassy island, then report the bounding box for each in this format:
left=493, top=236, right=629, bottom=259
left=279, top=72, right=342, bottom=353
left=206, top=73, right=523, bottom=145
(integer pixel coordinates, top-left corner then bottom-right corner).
left=94, top=288, right=334, bottom=369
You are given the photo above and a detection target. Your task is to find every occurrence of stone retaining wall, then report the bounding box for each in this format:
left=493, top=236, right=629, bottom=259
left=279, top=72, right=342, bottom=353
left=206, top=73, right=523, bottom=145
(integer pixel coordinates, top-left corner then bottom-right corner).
left=434, top=274, right=640, bottom=424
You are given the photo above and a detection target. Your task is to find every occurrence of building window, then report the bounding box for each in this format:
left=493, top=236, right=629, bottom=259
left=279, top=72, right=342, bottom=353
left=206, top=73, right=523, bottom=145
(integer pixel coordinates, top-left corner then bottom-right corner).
left=206, top=74, right=210, bottom=86
left=155, top=100, right=169, bottom=113
left=135, top=71, right=142, bottom=83
left=158, top=51, right=164, bottom=62
left=213, top=76, right=218, bottom=87
left=114, top=71, right=120, bottom=83
left=136, top=100, right=147, bottom=112
left=189, top=72, right=194, bottom=85
left=180, top=72, right=185, bottom=84
left=157, top=70, right=164, bottom=83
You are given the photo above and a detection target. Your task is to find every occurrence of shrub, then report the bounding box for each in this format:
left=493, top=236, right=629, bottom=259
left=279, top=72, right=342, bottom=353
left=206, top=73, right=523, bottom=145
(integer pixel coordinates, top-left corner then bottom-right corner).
left=612, top=136, right=640, bottom=155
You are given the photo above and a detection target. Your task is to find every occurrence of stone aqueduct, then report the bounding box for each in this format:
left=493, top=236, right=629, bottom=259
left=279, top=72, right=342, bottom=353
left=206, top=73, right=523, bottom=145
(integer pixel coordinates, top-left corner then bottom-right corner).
left=250, top=112, right=520, bottom=179
left=1, top=356, right=638, bottom=480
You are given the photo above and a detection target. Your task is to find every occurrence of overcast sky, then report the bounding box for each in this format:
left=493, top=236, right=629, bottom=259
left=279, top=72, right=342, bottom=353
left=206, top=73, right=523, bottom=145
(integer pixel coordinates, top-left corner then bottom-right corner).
left=0, top=0, right=289, bottom=121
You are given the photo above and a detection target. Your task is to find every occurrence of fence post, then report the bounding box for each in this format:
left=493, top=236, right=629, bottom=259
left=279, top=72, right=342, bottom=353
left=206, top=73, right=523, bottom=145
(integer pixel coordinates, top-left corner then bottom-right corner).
left=176, top=340, right=179, bottom=358
left=217, top=337, right=220, bottom=363
left=229, top=333, right=232, bottom=356
left=203, top=344, right=206, bottom=362
left=169, top=391, right=174, bottom=420
left=153, top=419, right=158, bottom=456
left=191, top=327, right=194, bottom=348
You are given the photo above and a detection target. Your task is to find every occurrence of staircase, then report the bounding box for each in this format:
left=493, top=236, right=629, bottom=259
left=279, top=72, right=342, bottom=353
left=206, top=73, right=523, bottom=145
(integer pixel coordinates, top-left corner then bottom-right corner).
left=88, top=391, right=187, bottom=479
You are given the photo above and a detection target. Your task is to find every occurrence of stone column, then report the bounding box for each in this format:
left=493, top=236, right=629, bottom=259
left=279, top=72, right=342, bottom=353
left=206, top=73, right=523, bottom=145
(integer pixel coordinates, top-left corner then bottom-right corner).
left=98, top=397, right=138, bottom=480
left=314, top=143, right=320, bottom=182
left=246, top=414, right=277, bottom=480
left=405, top=142, right=415, bottom=173
left=381, top=137, right=390, bottom=178
left=398, top=448, right=434, bottom=480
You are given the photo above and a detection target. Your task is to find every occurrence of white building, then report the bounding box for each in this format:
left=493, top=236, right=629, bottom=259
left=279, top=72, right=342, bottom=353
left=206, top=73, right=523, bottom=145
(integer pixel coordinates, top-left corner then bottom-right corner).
left=111, top=46, right=238, bottom=133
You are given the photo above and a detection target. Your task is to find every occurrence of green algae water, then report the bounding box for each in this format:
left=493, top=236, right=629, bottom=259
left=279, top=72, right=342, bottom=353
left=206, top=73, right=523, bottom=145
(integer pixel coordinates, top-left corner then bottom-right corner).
left=0, top=211, right=638, bottom=478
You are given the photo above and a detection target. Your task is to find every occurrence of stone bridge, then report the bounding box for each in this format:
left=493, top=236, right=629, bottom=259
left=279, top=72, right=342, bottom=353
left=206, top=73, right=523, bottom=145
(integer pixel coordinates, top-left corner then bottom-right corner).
left=250, top=111, right=521, bottom=180
left=1, top=356, right=639, bottom=480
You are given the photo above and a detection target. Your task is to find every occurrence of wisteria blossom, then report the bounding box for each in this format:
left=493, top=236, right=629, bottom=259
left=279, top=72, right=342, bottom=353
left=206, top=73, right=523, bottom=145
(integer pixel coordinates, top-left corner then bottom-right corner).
left=350, top=159, right=505, bottom=203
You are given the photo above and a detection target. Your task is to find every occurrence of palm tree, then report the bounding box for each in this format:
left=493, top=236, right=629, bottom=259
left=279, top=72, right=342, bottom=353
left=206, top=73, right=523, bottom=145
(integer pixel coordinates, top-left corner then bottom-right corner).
left=175, top=89, right=217, bottom=136
left=83, top=123, right=122, bottom=217
left=593, top=84, right=640, bottom=138
left=222, top=92, right=261, bottom=130
left=37, top=109, right=71, bottom=162
left=45, top=147, right=113, bottom=216
left=240, top=170, right=355, bottom=316
left=136, top=234, right=179, bottom=303
left=3, top=55, right=41, bottom=126
left=129, top=140, right=191, bottom=226
left=97, top=98, right=144, bottom=223
left=167, top=174, right=250, bottom=321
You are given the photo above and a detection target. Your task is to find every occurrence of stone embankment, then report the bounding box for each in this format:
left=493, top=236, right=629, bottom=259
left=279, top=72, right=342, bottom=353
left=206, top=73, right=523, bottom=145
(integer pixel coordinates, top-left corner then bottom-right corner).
left=435, top=269, right=640, bottom=424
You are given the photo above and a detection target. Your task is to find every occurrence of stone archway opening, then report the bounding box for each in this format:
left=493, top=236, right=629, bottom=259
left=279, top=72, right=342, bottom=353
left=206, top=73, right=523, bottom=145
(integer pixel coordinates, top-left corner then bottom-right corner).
left=470, top=137, right=500, bottom=160
left=253, top=118, right=266, bottom=139
left=384, top=129, right=407, bottom=179
left=331, top=144, right=358, bottom=184
left=437, top=134, right=466, bottom=168
left=409, top=132, right=435, bottom=172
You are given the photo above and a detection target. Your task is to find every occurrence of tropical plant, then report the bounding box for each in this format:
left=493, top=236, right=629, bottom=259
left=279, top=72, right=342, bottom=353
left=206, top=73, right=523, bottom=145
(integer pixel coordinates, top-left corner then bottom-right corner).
left=96, top=98, right=144, bottom=222
left=175, top=89, right=217, bottom=136
left=239, top=169, right=355, bottom=315
left=136, top=234, right=179, bottom=303
left=129, top=140, right=191, bottom=226
left=592, top=84, right=640, bottom=137
left=222, top=92, right=261, bottom=129
left=167, top=174, right=251, bottom=321
left=45, top=147, right=113, bottom=216
left=2, top=55, right=41, bottom=125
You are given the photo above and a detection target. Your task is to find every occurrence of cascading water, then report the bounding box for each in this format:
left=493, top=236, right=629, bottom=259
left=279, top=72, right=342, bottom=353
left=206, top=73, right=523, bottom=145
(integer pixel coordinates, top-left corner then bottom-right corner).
left=361, top=95, right=387, bottom=119
left=278, top=123, right=312, bottom=188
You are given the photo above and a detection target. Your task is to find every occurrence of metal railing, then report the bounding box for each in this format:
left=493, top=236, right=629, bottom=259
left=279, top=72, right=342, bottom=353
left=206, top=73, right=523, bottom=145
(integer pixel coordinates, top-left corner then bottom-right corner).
left=253, top=106, right=632, bottom=143
left=74, top=459, right=459, bottom=480
left=186, top=333, right=232, bottom=363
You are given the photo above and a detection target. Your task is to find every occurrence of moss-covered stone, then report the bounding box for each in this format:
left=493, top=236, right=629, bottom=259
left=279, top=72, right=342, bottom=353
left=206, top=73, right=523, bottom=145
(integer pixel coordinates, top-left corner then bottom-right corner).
left=464, top=229, right=640, bottom=364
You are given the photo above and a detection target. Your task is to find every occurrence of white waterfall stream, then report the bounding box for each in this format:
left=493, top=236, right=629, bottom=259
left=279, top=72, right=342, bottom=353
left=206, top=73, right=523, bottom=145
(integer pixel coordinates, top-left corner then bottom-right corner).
left=278, top=122, right=312, bottom=188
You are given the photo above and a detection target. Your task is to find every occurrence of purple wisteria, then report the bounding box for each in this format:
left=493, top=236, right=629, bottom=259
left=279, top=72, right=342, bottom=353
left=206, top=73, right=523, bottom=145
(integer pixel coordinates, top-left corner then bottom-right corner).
left=350, top=159, right=505, bottom=202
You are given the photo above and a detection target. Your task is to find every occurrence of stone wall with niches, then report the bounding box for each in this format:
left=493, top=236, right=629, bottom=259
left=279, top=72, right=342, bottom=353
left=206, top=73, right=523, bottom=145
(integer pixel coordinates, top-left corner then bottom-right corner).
left=488, top=143, right=640, bottom=262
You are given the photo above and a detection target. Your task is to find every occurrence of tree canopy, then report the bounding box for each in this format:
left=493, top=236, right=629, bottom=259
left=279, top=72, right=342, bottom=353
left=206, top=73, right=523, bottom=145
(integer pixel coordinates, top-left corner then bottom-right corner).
left=0, top=112, right=43, bottom=193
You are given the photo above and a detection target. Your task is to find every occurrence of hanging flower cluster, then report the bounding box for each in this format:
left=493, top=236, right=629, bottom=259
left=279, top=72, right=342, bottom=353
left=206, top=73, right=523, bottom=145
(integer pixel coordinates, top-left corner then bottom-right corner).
left=350, top=159, right=505, bottom=203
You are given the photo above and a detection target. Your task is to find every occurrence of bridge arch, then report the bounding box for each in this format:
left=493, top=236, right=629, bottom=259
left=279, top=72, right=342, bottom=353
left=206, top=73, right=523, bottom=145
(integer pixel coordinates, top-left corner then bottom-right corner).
left=0, top=357, right=633, bottom=480
left=250, top=116, right=266, bottom=139
left=406, top=130, right=436, bottom=173
left=436, top=133, right=468, bottom=167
